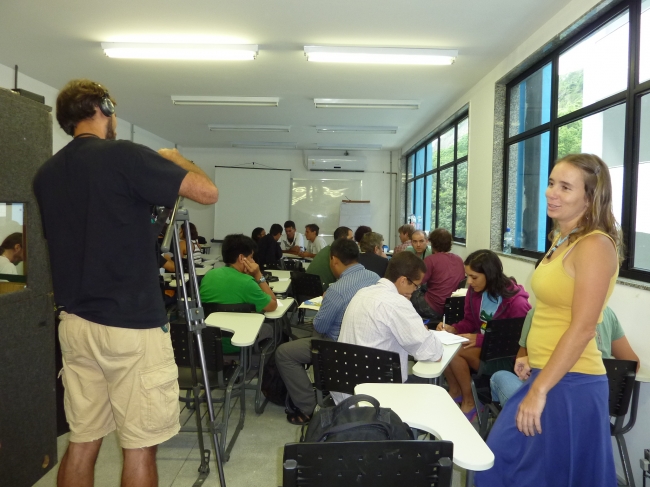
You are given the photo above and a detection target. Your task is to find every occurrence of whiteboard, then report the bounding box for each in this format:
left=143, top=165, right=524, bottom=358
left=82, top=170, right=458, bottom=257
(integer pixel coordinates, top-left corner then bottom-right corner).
left=339, top=201, right=372, bottom=232
left=291, top=179, right=362, bottom=236
left=213, top=166, right=291, bottom=241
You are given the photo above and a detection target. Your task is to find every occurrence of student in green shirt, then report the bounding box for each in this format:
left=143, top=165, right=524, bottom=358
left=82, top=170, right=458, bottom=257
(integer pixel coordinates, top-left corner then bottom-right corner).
left=306, top=226, right=353, bottom=290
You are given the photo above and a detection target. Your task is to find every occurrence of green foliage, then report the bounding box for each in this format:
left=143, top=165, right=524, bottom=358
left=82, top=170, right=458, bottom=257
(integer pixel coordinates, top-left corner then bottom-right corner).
left=558, top=120, right=583, bottom=159
left=558, top=70, right=584, bottom=117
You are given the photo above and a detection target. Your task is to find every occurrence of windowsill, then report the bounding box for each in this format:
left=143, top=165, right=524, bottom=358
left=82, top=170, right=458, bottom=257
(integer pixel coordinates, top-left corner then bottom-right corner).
left=497, top=252, right=650, bottom=292
left=452, top=241, right=466, bottom=247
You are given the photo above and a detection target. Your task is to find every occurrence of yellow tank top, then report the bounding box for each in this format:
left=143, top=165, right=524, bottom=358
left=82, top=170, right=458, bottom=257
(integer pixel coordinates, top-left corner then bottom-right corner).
left=527, top=230, right=617, bottom=375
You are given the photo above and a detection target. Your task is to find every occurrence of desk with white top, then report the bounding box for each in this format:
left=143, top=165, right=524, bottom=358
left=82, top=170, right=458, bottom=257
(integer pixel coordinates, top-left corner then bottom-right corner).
left=355, top=383, right=494, bottom=487
left=204, top=311, right=265, bottom=460
left=267, top=269, right=292, bottom=295
left=412, top=343, right=462, bottom=384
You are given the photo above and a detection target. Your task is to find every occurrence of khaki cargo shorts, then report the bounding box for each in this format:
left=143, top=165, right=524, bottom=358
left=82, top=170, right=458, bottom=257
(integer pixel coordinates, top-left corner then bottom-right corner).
left=58, top=312, right=180, bottom=449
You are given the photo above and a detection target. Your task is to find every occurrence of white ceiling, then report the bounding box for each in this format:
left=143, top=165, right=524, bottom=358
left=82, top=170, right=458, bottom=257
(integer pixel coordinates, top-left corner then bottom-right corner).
left=1, top=0, right=569, bottom=150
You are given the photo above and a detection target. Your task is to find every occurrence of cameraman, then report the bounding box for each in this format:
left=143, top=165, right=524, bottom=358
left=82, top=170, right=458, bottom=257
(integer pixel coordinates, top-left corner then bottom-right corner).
left=34, top=79, right=218, bottom=487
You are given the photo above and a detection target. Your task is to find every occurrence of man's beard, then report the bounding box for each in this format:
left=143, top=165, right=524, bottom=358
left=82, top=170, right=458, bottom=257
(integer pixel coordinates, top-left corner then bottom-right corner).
left=105, top=119, right=116, bottom=140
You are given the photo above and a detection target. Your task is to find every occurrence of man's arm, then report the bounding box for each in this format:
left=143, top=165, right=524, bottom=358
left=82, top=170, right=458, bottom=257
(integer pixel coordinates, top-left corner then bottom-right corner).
left=158, top=149, right=218, bottom=205
left=390, top=303, right=443, bottom=362
left=611, top=336, right=640, bottom=372
left=242, top=256, right=277, bottom=312
left=313, top=288, right=343, bottom=336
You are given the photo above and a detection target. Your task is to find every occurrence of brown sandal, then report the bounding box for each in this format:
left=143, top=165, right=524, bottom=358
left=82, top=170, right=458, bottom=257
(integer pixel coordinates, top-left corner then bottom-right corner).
left=286, top=410, right=311, bottom=425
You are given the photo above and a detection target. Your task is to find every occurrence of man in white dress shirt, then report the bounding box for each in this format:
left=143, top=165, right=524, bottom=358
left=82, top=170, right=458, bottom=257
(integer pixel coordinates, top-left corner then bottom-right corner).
left=333, top=252, right=443, bottom=402
left=300, top=223, right=327, bottom=258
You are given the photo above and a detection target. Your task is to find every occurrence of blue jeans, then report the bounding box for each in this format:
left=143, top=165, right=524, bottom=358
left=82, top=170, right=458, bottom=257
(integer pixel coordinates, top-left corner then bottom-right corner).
left=490, top=370, right=525, bottom=406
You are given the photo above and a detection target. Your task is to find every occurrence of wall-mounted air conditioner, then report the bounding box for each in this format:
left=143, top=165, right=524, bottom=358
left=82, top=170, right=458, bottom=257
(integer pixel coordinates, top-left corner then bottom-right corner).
left=304, top=151, right=367, bottom=172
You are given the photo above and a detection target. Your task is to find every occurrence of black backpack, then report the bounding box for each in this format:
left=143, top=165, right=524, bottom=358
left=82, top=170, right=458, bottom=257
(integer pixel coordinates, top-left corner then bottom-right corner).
left=261, top=351, right=289, bottom=406
left=301, top=394, right=414, bottom=443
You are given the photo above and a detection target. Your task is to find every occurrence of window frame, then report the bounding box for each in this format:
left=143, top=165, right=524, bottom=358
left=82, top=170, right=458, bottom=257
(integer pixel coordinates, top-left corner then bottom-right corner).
left=404, top=109, right=469, bottom=243
left=502, top=0, right=650, bottom=281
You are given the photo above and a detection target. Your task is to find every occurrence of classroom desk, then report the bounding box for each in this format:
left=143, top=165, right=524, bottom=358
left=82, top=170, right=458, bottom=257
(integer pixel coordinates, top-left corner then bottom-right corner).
left=267, top=270, right=292, bottom=280
left=636, top=365, right=650, bottom=382
left=269, top=278, right=291, bottom=295
left=412, top=343, right=462, bottom=384
left=205, top=312, right=265, bottom=460
left=199, top=243, right=212, bottom=254
left=283, top=254, right=312, bottom=262
left=355, top=383, right=494, bottom=487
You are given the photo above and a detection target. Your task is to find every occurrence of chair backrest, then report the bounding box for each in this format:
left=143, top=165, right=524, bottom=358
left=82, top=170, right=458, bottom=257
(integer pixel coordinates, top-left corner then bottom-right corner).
left=290, top=272, right=323, bottom=304
left=311, top=340, right=402, bottom=395
left=203, top=302, right=256, bottom=314
left=169, top=320, right=223, bottom=372
left=283, top=259, right=304, bottom=272
left=479, top=316, right=525, bottom=363
left=443, top=296, right=465, bottom=324
left=282, top=440, right=453, bottom=487
left=263, top=261, right=284, bottom=271
left=603, top=358, right=637, bottom=418
left=457, top=277, right=467, bottom=289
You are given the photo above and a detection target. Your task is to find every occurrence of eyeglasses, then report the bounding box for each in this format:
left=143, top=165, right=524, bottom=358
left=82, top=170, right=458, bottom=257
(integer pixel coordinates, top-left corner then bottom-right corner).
left=406, top=277, right=421, bottom=292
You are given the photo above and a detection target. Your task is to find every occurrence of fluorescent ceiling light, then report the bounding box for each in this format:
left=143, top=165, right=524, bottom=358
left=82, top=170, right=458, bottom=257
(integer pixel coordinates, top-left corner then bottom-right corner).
left=304, top=46, right=457, bottom=65
left=209, top=124, right=290, bottom=132
left=172, top=96, right=279, bottom=107
left=314, top=98, right=420, bottom=109
left=316, top=125, right=398, bottom=134
left=317, top=144, right=383, bottom=150
left=231, top=141, right=297, bottom=149
left=101, top=42, right=258, bottom=60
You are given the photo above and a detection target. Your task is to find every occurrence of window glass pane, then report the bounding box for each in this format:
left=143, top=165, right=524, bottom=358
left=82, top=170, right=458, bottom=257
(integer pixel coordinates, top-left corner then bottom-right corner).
left=640, top=0, right=650, bottom=83
left=509, top=63, right=552, bottom=137
left=427, top=173, right=437, bottom=230
left=438, top=167, right=454, bottom=231
left=558, top=11, right=629, bottom=117
left=440, top=127, right=455, bottom=165
left=635, top=94, right=650, bottom=270
left=424, top=174, right=433, bottom=233
left=415, top=148, right=425, bottom=176
left=415, top=177, right=424, bottom=230
left=406, top=181, right=414, bottom=220
left=557, top=103, right=625, bottom=224
left=506, top=132, right=550, bottom=252
left=455, top=162, right=468, bottom=239
left=428, top=139, right=438, bottom=172
left=457, top=118, right=469, bottom=158
left=407, top=154, right=414, bottom=180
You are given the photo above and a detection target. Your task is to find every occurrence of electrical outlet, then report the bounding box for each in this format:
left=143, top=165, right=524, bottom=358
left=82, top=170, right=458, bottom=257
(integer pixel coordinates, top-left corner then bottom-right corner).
left=645, top=449, right=650, bottom=462
left=641, top=458, right=650, bottom=472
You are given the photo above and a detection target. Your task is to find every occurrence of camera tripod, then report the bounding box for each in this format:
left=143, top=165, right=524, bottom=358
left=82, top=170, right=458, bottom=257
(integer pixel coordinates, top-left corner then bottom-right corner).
left=161, top=197, right=226, bottom=487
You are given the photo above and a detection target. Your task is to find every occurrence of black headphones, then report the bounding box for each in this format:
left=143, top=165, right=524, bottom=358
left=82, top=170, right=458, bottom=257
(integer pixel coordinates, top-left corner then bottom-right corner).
left=99, top=91, right=115, bottom=117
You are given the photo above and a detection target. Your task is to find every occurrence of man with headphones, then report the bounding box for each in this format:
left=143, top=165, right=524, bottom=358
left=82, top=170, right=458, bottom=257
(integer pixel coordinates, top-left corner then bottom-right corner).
left=33, top=79, right=218, bottom=487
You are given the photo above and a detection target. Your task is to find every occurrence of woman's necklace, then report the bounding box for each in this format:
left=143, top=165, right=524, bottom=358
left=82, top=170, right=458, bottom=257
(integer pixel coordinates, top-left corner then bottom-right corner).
left=546, top=228, right=579, bottom=260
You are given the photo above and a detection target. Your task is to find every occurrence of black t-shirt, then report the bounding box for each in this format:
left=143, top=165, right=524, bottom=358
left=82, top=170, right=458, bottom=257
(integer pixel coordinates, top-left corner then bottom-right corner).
left=255, top=234, right=282, bottom=266
left=34, top=138, right=187, bottom=329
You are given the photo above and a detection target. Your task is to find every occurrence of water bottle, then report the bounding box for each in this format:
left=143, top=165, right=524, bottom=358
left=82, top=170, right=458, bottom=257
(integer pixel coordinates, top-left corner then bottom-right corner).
left=503, top=227, right=513, bottom=254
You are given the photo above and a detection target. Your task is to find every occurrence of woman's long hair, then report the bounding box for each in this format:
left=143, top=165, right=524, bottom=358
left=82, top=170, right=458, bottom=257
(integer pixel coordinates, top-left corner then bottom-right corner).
left=464, top=249, right=518, bottom=299
left=550, top=154, right=623, bottom=261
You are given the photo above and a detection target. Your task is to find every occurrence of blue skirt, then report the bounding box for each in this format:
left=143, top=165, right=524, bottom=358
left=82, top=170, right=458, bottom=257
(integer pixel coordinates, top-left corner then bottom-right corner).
left=475, top=368, right=616, bottom=487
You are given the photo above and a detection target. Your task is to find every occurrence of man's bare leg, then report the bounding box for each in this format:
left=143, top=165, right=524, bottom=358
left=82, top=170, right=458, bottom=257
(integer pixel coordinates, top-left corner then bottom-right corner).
left=122, top=446, right=158, bottom=487
left=57, top=438, right=103, bottom=487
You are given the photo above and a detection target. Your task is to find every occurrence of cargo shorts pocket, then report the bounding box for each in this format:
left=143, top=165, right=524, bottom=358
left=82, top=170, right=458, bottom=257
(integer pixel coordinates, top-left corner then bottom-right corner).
left=140, top=360, right=180, bottom=431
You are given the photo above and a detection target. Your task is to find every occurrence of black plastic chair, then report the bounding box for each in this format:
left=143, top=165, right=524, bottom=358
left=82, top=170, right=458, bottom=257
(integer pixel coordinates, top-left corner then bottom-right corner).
left=604, top=358, right=639, bottom=487
left=282, top=440, right=454, bottom=487
left=290, top=272, right=323, bottom=324
left=470, top=316, right=525, bottom=438
left=443, top=296, right=465, bottom=325
left=283, top=259, right=305, bottom=272
left=311, top=340, right=402, bottom=407
left=264, top=261, right=284, bottom=271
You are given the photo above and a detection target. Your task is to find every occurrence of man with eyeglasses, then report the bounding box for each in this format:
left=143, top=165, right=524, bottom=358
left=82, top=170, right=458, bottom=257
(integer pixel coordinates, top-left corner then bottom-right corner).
left=333, top=252, right=443, bottom=403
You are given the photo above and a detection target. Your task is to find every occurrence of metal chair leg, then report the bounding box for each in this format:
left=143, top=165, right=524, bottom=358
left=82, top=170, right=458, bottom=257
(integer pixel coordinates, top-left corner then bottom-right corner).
left=615, top=433, right=636, bottom=487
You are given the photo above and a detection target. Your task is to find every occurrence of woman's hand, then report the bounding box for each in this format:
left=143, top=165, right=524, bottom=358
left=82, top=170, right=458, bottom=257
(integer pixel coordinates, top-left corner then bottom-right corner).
left=514, top=356, right=531, bottom=380
left=516, top=386, right=546, bottom=436
left=461, top=333, right=477, bottom=349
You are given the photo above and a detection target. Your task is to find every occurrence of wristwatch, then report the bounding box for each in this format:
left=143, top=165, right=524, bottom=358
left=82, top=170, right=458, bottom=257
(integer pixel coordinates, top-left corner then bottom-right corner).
left=256, top=276, right=267, bottom=284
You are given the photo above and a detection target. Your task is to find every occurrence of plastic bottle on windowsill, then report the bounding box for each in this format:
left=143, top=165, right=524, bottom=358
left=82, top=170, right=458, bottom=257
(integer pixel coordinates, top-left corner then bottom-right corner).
left=503, top=228, right=513, bottom=254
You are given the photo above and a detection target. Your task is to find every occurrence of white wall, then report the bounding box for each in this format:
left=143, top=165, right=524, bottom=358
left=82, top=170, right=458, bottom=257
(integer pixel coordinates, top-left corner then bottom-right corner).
left=177, top=147, right=399, bottom=247
left=407, top=0, right=650, bottom=484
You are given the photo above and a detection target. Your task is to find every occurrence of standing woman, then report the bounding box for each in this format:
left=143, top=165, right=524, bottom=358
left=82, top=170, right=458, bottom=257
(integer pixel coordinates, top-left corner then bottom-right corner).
left=438, top=249, right=530, bottom=420
left=476, top=154, right=621, bottom=487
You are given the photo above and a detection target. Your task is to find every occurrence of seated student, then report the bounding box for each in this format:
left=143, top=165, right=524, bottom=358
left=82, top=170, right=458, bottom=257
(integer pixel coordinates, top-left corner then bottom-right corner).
left=490, top=306, right=640, bottom=407
left=251, top=227, right=266, bottom=243
left=306, top=226, right=353, bottom=291
left=299, top=223, right=327, bottom=258
left=275, top=238, right=380, bottom=424
left=393, top=224, right=414, bottom=254
left=332, top=252, right=443, bottom=404
left=357, top=232, right=389, bottom=277
left=254, top=223, right=283, bottom=267
left=354, top=225, right=372, bottom=245
left=281, top=220, right=305, bottom=254
left=180, top=223, right=203, bottom=266
left=0, top=232, right=23, bottom=276
left=412, top=228, right=465, bottom=322
left=436, top=249, right=531, bottom=420
left=405, top=230, right=432, bottom=259
left=200, top=234, right=275, bottom=346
